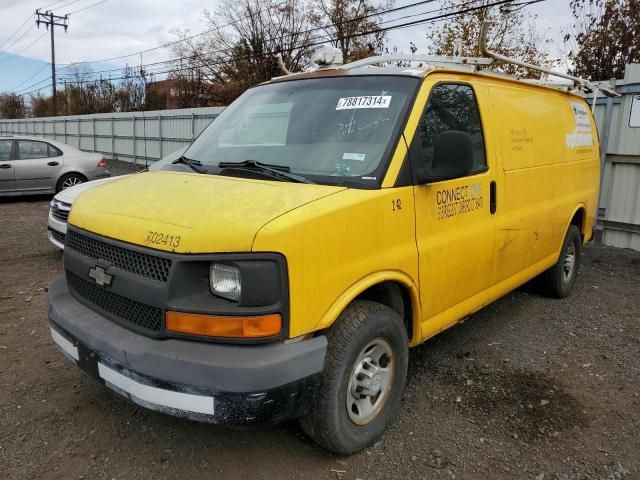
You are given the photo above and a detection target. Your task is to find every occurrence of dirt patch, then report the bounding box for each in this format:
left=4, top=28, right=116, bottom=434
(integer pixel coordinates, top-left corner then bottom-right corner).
left=1, top=162, right=639, bottom=479
left=451, top=366, right=588, bottom=442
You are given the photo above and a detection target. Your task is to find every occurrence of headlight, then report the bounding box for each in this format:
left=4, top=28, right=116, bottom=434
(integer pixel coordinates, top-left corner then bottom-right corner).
left=209, top=263, right=241, bottom=301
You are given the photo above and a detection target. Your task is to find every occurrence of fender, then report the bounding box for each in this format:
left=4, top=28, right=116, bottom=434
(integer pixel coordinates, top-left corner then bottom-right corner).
left=314, top=270, right=422, bottom=347
left=567, top=202, right=587, bottom=241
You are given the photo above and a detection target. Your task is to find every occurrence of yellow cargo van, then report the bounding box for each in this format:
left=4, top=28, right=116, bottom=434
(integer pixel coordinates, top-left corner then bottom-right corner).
left=47, top=45, right=608, bottom=453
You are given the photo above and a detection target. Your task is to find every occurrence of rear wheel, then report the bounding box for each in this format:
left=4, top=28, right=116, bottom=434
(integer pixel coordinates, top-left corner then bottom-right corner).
left=56, top=173, right=86, bottom=192
left=300, top=300, right=408, bottom=454
left=537, top=224, right=582, bottom=298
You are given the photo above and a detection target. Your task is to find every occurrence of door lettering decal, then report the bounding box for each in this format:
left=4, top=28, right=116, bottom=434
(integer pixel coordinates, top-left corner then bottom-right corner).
left=436, top=184, right=483, bottom=220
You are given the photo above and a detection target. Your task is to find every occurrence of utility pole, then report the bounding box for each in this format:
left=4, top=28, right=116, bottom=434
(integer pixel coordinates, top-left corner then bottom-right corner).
left=36, top=9, right=68, bottom=116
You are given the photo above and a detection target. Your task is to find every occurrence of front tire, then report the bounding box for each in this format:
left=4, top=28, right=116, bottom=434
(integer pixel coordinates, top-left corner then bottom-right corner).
left=300, top=300, right=408, bottom=454
left=538, top=224, right=582, bottom=298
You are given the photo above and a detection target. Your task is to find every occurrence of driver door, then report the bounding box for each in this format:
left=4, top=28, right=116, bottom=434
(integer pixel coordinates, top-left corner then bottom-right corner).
left=0, top=139, right=16, bottom=193
left=410, top=79, right=498, bottom=339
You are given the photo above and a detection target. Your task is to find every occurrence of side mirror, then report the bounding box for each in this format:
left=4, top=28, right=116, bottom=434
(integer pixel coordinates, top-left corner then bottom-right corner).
left=416, top=130, right=474, bottom=183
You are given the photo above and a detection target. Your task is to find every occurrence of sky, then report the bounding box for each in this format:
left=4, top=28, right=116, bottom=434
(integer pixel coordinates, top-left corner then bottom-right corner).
left=0, top=0, right=573, bottom=96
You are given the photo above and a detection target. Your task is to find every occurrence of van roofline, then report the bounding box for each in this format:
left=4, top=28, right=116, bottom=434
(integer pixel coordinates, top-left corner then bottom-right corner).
left=270, top=21, right=619, bottom=100
left=267, top=64, right=594, bottom=101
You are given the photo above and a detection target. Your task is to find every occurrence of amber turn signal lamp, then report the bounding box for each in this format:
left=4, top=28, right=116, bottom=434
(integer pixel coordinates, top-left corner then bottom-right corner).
left=166, top=311, right=282, bottom=338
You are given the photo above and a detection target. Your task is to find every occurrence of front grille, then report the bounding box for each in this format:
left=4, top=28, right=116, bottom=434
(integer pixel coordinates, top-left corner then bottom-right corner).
left=49, top=229, right=66, bottom=245
left=51, top=207, right=69, bottom=222
left=66, top=230, right=172, bottom=282
left=67, top=272, right=163, bottom=332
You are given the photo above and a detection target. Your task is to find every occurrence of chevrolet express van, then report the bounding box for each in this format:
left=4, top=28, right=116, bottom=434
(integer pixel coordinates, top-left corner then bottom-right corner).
left=47, top=56, right=600, bottom=454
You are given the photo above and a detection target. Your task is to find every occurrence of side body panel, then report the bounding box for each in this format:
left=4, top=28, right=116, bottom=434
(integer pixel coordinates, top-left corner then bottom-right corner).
left=14, top=139, right=62, bottom=192
left=252, top=187, right=420, bottom=341
left=405, top=74, right=499, bottom=340
left=485, top=80, right=600, bottom=288
left=383, top=71, right=599, bottom=345
left=0, top=139, right=16, bottom=193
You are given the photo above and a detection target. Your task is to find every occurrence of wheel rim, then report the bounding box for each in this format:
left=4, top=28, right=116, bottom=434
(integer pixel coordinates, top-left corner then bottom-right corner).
left=62, top=176, right=83, bottom=189
left=346, top=338, right=395, bottom=426
left=563, top=241, right=576, bottom=282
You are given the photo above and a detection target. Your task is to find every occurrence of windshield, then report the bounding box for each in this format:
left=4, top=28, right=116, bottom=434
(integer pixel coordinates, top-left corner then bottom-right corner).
left=149, top=147, right=187, bottom=171
left=184, top=75, right=419, bottom=187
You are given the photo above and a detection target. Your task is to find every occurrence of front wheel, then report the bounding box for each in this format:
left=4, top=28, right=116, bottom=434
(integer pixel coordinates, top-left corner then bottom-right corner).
left=300, top=300, right=408, bottom=454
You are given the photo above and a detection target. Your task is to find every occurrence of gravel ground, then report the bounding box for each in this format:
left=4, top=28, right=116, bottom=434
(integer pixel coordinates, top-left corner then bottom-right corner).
left=1, top=160, right=639, bottom=480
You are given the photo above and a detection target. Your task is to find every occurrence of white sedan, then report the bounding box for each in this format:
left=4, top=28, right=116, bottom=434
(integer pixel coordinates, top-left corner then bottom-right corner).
left=48, top=148, right=186, bottom=249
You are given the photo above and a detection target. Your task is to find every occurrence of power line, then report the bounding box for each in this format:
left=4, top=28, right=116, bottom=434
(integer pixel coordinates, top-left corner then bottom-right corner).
left=19, top=0, right=526, bottom=99
left=17, top=1, right=469, bottom=95
left=500, top=0, right=546, bottom=12
left=56, top=0, right=448, bottom=79
left=19, top=0, right=516, bottom=97
left=0, top=14, right=35, bottom=52
left=7, top=62, right=51, bottom=91
left=54, top=0, right=290, bottom=67
left=39, top=0, right=68, bottom=9
left=0, top=31, right=47, bottom=66
left=62, top=0, right=486, bottom=81
left=65, top=0, right=108, bottom=16
left=0, top=24, right=37, bottom=55
left=53, top=0, right=86, bottom=10
left=35, top=10, right=69, bottom=116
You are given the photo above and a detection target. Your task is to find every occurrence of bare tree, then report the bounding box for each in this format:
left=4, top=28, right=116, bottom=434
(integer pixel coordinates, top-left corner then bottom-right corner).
left=564, top=0, right=640, bottom=80
left=0, top=93, right=26, bottom=119
left=425, top=0, right=556, bottom=78
left=311, top=0, right=390, bottom=62
left=115, top=66, right=151, bottom=112
left=30, top=94, right=52, bottom=117
left=170, top=0, right=317, bottom=104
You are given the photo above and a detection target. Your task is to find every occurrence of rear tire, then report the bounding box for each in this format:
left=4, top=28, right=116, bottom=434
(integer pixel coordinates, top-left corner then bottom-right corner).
left=56, top=173, right=86, bottom=192
left=537, top=224, right=582, bottom=298
left=300, top=300, right=408, bottom=455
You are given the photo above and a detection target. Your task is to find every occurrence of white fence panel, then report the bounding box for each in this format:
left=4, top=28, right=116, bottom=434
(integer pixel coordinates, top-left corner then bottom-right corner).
left=0, top=106, right=225, bottom=163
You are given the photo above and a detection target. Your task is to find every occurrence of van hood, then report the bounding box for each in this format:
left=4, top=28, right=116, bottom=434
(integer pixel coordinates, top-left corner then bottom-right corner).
left=68, top=171, right=346, bottom=253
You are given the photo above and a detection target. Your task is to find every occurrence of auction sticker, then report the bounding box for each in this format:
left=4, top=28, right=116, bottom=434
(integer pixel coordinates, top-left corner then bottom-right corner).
left=336, top=96, right=391, bottom=110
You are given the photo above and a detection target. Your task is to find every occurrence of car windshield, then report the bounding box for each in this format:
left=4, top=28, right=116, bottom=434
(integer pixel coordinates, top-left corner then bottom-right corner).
left=149, top=147, right=187, bottom=171
left=183, top=75, right=419, bottom=187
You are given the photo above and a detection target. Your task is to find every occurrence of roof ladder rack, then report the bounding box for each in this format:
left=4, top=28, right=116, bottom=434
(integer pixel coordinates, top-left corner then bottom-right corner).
left=478, top=21, right=619, bottom=98
left=339, top=54, right=493, bottom=71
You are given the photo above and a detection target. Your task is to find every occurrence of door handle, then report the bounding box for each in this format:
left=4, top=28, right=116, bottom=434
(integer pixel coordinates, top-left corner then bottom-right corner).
left=490, top=181, right=497, bottom=214
left=47, top=161, right=59, bottom=166
left=0, top=164, right=11, bottom=169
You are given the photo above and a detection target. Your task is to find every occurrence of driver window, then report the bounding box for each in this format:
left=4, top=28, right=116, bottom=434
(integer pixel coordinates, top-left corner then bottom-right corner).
left=415, top=83, right=486, bottom=175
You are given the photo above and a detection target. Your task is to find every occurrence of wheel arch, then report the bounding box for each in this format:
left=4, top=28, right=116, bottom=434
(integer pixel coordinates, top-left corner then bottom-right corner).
left=55, top=170, right=87, bottom=191
left=567, top=203, right=587, bottom=242
left=314, top=271, right=421, bottom=345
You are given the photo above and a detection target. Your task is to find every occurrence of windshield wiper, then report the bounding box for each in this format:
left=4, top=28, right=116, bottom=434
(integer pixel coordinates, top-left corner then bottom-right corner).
left=171, top=155, right=207, bottom=174
left=217, top=160, right=313, bottom=184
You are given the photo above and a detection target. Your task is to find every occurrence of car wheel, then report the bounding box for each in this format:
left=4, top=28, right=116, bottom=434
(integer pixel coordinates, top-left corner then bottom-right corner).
left=300, top=300, right=408, bottom=454
left=56, top=173, right=86, bottom=192
left=538, top=224, right=582, bottom=298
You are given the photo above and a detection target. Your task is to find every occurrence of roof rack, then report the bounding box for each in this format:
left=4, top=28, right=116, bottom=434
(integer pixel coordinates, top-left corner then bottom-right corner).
left=478, top=21, right=619, bottom=98
left=331, top=21, right=619, bottom=100
left=339, top=54, right=492, bottom=71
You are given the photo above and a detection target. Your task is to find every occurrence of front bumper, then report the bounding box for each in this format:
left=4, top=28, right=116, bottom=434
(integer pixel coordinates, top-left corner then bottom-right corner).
left=47, top=209, right=67, bottom=249
left=48, top=276, right=326, bottom=425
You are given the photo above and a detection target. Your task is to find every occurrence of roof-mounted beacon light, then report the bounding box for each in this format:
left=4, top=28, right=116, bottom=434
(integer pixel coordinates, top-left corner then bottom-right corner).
left=314, top=45, right=344, bottom=68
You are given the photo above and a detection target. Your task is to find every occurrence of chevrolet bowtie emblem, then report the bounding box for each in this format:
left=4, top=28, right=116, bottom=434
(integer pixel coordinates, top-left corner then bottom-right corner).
left=88, top=265, right=113, bottom=287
